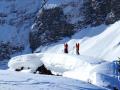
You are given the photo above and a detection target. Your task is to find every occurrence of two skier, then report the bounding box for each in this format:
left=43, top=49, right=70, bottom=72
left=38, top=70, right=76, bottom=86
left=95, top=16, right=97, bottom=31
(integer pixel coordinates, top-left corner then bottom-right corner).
left=64, top=43, right=80, bottom=55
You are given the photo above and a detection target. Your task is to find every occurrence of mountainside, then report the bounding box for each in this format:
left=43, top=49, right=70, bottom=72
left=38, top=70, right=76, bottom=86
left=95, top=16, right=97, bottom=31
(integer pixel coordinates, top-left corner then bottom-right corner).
left=0, top=0, right=120, bottom=90
left=0, top=0, right=82, bottom=59
left=30, top=0, right=120, bottom=52
left=0, top=0, right=41, bottom=60
left=0, top=0, right=120, bottom=60
left=29, top=0, right=82, bottom=51
left=36, top=21, right=120, bottom=61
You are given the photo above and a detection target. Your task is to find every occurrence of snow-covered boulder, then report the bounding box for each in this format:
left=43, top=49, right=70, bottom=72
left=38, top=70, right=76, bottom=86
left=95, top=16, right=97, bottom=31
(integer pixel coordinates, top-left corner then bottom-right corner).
left=8, top=53, right=105, bottom=76
left=8, top=53, right=118, bottom=89
left=8, top=54, right=43, bottom=73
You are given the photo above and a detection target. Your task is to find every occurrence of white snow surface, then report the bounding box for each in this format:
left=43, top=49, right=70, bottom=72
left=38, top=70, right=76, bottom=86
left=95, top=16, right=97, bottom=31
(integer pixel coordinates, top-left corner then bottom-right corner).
left=8, top=53, right=105, bottom=74
left=0, top=70, right=106, bottom=90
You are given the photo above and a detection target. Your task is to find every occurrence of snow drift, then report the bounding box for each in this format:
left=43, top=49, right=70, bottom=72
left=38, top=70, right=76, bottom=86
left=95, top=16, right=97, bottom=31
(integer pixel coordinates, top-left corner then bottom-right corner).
left=8, top=53, right=119, bottom=89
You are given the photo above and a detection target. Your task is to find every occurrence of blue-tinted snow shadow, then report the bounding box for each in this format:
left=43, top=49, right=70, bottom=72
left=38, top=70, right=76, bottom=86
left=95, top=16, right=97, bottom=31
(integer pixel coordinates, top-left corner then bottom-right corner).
left=72, top=24, right=108, bottom=39
left=0, top=60, right=9, bottom=70
left=53, top=24, right=108, bottom=45
left=35, top=24, right=109, bottom=53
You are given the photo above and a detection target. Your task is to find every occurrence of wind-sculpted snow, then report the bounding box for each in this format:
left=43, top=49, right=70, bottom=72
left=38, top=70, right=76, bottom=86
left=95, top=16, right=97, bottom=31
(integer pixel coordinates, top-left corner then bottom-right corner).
left=8, top=54, right=43, bottom=72
left=89, top=62, right=120, bottom=89
left=8, top=53, right=111, bottom=89
left=8, top=53, right=105, bottom=74
left=0, top=70, right=106, bottom=90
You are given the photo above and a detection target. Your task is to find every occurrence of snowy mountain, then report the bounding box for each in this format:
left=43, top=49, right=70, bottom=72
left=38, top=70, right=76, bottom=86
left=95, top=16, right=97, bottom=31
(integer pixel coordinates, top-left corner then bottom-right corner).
left=0, top=0, right=120, bottom=90
left=1, top=0, right=120, bottom=60
left=0, top=0, right=82, bottom=59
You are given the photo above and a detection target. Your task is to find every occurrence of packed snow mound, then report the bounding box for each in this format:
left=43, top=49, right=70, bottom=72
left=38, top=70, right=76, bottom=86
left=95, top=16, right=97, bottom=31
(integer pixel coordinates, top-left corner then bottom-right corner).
left=0, top=70, right=106, bottom=90
left=8, top=53, right=119, bottom=89
left=89, top=62, right=120, bottom=89
left=8, top=54, right=43, bottom=72
left=8, top=53, right=105, bottom=74
left=41, top=53, right=106, bottom=74
left=90, top=62, right=115, bottom=75
left=37, top=20, right=120, bottom=61
left=90, top=73, right=120, bottom=90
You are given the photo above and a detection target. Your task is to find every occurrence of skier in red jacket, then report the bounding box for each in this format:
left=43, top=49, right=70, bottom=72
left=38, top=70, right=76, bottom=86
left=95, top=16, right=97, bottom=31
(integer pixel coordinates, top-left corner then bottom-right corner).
left=64, top=43, right=68, bottom=53
left=76, top=43, right=80, bottom=55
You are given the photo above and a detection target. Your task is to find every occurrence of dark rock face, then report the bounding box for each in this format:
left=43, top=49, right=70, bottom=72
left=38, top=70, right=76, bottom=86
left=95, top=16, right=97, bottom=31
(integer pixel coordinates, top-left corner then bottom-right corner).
left=29, top=7, right=74, bottom=51
left=0, top=42, right=24, bottom=60
left=36, top=65, right=53, bottom=75
left=15, top=67, right=24, bottom=71
left=14, top=64, right=53, bottom=75
left=81, top=0, right=120, bottom=26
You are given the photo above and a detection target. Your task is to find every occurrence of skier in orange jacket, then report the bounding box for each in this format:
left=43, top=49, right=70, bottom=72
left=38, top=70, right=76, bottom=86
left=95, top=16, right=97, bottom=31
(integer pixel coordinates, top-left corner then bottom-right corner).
left=64, top=43, right=68, bottom=53
left=76, top=43, right=80, bottom=55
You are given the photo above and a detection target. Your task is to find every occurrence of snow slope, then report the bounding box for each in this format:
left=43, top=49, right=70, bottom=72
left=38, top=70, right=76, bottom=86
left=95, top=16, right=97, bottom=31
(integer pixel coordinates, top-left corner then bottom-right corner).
left=37, top=21, right=120, bottom=61
left=0, top=70, right=106, bottom=90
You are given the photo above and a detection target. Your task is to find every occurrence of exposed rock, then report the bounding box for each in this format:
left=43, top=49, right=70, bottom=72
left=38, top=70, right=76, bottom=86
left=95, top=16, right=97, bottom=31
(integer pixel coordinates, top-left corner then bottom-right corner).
left=0, top=42, right=24, bottom=60
left=15, top=67, right=24, bottom=71
left=29, top=7, right=74, bottom=51
left=36, top=65, right=53, bottom=75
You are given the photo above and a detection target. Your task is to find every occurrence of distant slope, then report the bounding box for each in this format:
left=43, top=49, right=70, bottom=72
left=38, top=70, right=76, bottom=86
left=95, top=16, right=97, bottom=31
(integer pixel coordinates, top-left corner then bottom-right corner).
left=37, top=21, right=120, bottom=61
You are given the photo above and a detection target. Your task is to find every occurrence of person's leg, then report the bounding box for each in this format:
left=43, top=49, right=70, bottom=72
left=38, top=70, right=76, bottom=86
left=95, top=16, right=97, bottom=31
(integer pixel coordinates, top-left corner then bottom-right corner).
left=77, top=49, right=79, bottom=55
left=66, top=49, right=68, bottom=53
left=64, top=48, right=68, bottom=53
